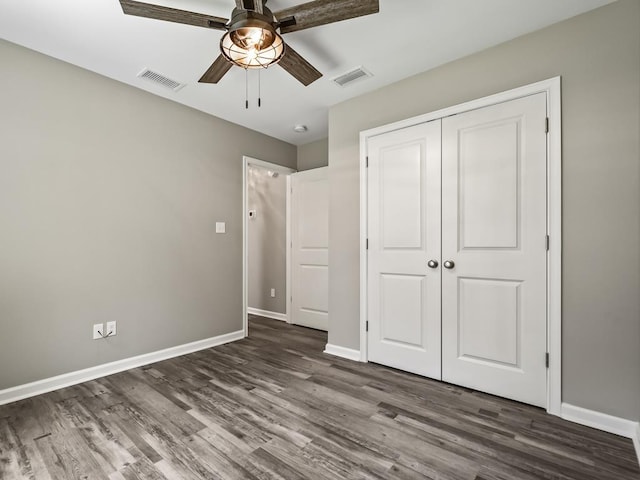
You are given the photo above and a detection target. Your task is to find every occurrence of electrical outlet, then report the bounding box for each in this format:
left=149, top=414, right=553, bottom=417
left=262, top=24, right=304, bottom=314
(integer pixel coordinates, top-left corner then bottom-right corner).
left=106, top=321, right=117, bottom=337
left=270, top=288, right=276, bottom=298
left=93, top=323, right=104, bottom=340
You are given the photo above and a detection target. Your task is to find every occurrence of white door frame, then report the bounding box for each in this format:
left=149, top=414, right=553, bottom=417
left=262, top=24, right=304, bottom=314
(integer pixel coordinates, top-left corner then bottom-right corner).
left=242, top=156, right=296, bottom=337
left=358, top=77, right=562, bottom=415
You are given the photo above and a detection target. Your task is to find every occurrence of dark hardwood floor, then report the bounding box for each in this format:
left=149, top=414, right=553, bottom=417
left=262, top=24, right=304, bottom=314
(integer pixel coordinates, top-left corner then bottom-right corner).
left=1, top=315, right=638, bottom=479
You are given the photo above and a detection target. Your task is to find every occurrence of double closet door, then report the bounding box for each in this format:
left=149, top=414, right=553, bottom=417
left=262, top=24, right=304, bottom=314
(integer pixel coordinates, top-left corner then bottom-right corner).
left=367, top=93, right=548, bottom=407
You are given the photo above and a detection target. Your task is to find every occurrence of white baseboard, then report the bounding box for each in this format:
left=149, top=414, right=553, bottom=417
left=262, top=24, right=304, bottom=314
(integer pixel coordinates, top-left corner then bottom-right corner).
left=247, top=307, right=287, bottom=322
left=324, top=343, right=361, bottom=362
left=561, top=403, right=640, bottom=466
left=0, top=329, right=245, bottom=407
left=561, top=403, right=639, bottom=438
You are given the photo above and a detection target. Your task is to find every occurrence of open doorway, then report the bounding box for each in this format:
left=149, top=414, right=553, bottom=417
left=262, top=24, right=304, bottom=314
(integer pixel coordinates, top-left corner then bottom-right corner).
left=242, top=157, right=295, bottom=337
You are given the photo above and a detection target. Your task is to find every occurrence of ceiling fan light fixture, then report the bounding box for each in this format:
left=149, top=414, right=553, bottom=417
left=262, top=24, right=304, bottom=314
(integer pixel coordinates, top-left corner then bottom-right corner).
left=221, top=31, right=284, bottom=69
left=220, top=16, right=284, bottom=69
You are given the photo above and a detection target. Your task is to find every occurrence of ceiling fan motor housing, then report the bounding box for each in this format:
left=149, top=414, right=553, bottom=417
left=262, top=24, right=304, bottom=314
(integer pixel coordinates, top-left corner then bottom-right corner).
left=228, top=6, right=278, bottom=47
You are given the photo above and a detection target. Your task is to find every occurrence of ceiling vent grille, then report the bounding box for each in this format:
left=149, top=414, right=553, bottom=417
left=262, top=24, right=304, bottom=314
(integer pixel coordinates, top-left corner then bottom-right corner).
left=332, top=66, right=372, bottom=87
left=137, top=69, right=186, bottom=91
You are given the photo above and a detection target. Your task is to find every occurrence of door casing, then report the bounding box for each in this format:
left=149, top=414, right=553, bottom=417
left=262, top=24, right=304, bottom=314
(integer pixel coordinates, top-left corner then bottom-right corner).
left=359, top=77, right=562, bottom=415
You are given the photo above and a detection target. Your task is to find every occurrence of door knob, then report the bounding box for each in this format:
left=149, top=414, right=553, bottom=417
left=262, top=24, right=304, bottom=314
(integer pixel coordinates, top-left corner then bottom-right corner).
left=427, top=260, right=438, bottom=269
left=443, top=260, right=455, bottom=269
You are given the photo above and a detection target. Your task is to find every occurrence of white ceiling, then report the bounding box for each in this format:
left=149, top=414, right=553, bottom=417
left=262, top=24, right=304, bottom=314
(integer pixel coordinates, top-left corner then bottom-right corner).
left=1, top=0, right=613, bottom=145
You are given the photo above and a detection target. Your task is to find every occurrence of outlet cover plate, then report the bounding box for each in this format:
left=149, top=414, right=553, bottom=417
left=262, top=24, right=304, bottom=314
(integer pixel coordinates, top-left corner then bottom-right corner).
left=106, top=321, right=117, bottom=337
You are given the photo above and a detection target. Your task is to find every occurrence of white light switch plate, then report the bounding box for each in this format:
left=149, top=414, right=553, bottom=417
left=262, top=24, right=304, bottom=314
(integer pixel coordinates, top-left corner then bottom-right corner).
left=216, top=222, right=226, bottom=234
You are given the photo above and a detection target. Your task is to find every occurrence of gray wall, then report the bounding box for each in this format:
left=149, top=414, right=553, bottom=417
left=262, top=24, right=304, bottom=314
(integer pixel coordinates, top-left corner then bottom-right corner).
left=0, top=40, right=296, bottom=391
left=328, top=0, right=640, bottom=421
left=297, top=138, right=328, bottom=171
left=247, top=166, right=287, bottom=314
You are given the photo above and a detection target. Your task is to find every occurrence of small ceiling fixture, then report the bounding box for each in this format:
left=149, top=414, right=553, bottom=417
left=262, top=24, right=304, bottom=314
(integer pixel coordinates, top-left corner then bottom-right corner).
left=293, top=125, right=308, bottom=133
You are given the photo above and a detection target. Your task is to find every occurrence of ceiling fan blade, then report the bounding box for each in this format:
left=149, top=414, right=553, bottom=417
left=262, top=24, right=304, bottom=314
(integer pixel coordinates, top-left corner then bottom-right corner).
left=278, top=43, right=322, bottom=86
left=275, top=0, right=378, bottom=34
left=198, top=55, right=233, bottom=83
left=120, top=0, right=228, bottom=30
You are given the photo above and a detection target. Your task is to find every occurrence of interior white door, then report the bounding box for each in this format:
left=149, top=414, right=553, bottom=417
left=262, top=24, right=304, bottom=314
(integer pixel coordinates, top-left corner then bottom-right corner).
left=441, top=93, right=548, bottom=407
left=291, top=167, right=329, bottom=331
left=367, top=120, right=442, bottom=378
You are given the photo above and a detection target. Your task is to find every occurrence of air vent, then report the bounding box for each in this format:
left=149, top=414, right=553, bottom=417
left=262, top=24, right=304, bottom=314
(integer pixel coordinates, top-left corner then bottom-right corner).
left=137, top=69, right=186, bottom=91
left=332, top=66, right=372, bottom=87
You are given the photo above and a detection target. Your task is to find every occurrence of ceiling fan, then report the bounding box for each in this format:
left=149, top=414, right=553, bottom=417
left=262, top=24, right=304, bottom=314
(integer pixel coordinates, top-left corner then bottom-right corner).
left=119, top=0, right=380, bottom=86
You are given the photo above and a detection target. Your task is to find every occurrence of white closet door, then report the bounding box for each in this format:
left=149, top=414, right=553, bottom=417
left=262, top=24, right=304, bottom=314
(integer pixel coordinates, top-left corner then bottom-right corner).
left=441, top=93, right=548, bottom=407
left=367, top=120, right=442, bottom=379
left=291, top=167, right=329, bottom=331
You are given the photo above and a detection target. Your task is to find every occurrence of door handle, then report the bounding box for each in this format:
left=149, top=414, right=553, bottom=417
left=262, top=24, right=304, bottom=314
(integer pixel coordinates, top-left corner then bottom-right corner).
left=427, top=260, right=438, bottom=269
left=443, top=260, right=455, bottom=269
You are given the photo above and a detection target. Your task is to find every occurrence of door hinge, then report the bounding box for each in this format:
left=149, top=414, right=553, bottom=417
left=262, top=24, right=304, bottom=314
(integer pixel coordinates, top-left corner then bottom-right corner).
left=545, top=235, right=550, bottom=251
left=545, top=352, right=550, bottom=368
left=366, top=321, right=369, bottom=332
left=366, top=156, right=369, bottom=168
left=545, top=117, right=549, bottom=133
left=366, top=238, right=369, bottom=250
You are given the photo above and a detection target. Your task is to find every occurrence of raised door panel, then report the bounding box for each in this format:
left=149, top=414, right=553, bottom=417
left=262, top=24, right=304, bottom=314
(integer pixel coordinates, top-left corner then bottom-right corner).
left=459, top=121, right=520, bottom=250
left=457, top=278, right=521, bottom=368
left=380, top=274, right=426, bottom=348
left=380, top=143, right=424, bottom=250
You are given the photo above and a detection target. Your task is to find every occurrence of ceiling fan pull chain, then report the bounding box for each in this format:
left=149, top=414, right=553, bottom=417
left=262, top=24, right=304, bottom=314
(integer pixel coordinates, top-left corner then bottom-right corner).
left=245, top=68, right=249, bottom=109
left=258, top=69, right=261, bottom=108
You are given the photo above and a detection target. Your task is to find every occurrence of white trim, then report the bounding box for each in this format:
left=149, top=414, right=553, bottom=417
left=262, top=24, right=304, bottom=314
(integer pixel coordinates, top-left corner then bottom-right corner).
left=561, top=403, right=640, bottom=439
left=286, top=174, right=292, bottom=324
left=359, top=128, right=369, bottom=362
left=247, top=307, right=287, bottom=322
left=359, top=77, right=562, bottom=414
left=545, top=77, right=562, bottom=416
left=324, top=344, right=362, bottom=362
left=561, top=403, right=640, bottom=468
left=0, top=329, right=244, bottom=406
left=242, top=156, right=296, bottom=337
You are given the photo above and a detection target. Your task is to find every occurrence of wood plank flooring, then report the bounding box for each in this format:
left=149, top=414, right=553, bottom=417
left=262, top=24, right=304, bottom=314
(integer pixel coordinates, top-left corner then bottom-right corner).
left=1, top=316, right=638, bottom=479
